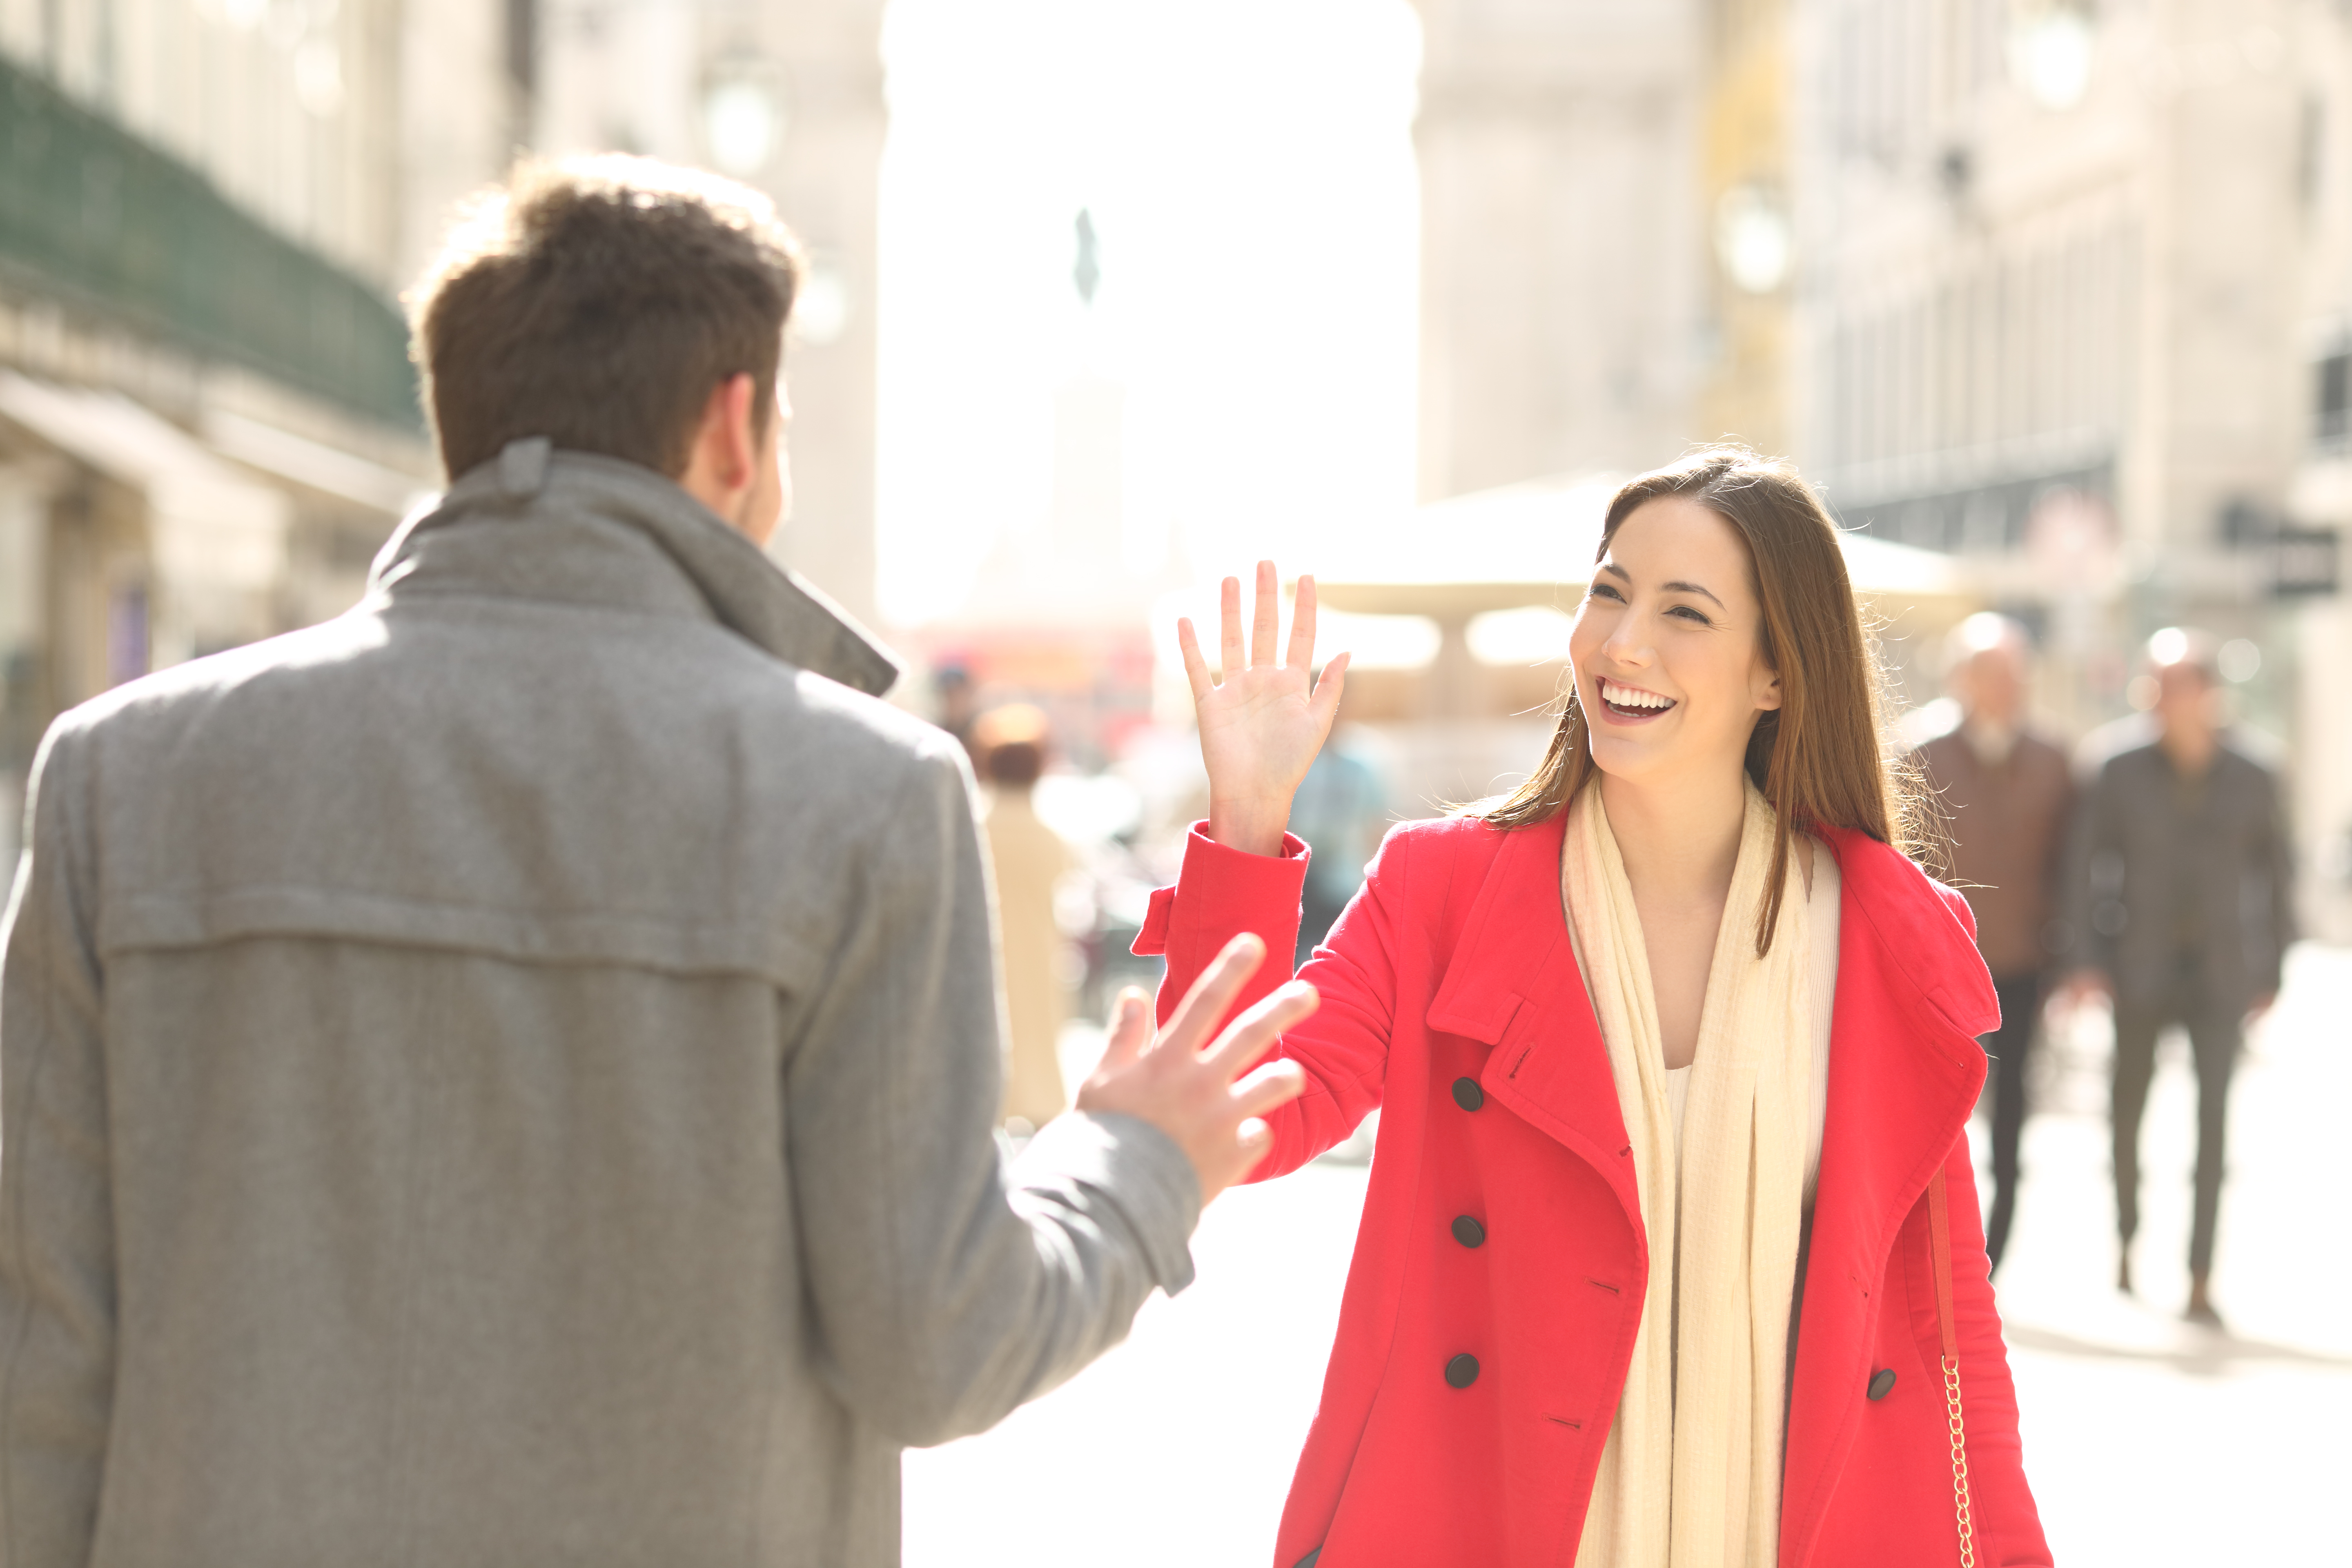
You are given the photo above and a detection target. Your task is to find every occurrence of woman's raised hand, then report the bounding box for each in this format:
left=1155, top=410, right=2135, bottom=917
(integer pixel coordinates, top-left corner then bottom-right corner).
left=1177, top=561, right=1349, bottom=857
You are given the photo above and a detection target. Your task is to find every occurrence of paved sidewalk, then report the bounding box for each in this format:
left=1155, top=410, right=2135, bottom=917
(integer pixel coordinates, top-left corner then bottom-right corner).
left=902, top=945, right=2352, bottom=1566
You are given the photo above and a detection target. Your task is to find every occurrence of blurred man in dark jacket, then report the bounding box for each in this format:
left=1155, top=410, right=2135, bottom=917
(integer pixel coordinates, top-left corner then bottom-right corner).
left=1915, top=614, right=2074, bottom=1274
left=2064, top=628, right=2295, bottom=1327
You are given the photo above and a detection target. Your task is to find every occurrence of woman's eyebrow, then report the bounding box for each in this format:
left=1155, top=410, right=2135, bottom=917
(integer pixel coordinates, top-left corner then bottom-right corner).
left=1597, top=560, right=1727, bottom=610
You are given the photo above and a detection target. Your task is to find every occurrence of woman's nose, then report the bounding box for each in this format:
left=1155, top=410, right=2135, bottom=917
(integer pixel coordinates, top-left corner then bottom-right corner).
left=1602, top=620, right=1652, bottom=666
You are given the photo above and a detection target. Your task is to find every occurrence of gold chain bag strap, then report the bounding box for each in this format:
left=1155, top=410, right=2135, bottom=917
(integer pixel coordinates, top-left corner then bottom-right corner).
left=1926, top=1169, right=1977, bottom=1568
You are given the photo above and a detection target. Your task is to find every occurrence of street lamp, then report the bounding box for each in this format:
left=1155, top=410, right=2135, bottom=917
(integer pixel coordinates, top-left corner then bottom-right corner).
left=701, top=57, right=784, bottom=178
left=2008, top=0, right=2096, bottom=111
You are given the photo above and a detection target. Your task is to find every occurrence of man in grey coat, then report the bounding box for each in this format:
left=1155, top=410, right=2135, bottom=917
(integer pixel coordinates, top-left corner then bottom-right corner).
left=2062, top=628, right=2294, bottom=1328
left=0, top=158, right=1310, bottom=1567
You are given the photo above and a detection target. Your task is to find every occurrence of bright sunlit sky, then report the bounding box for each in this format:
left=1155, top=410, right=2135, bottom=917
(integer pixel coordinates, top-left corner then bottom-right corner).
left=873, top=0, right=1422, bottom=628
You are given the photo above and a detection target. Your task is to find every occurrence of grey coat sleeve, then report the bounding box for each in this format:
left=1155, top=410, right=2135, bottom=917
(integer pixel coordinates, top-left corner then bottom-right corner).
left=0, top=728, right=115, bottom=1568
left=781, top=741, right=1200, bottom=1448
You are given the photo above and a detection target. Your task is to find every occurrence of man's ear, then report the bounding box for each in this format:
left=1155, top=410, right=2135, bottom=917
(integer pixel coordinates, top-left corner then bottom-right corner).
left=678, top=373, right=760, bottom=515
left=708, top=373, right=758, bottom=489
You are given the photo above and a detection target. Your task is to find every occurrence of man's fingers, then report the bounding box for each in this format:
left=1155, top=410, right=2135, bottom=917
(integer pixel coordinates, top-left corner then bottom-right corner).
left=1202, top=979, right=1318, bottom=1077
left=1286, top=573, right=1319, bottom=672
left=1095, top=987, right=1152, bottom=1077
left=1234, top=1117, right=1273, bottom=1161
left=1176, top=618, right=1215, bottom=703
left=1250, top=559, right=1279, bottom=668
left=1156, top=931, right=1267, bottom=1058
left=1230, top=1057, right=1307, bottom=1120
left=1219, top=576, right=1245, bottom=678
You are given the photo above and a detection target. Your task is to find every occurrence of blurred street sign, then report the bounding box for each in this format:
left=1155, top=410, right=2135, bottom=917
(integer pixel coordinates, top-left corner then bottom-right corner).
left=2273, top=527, right=2342, bottom=597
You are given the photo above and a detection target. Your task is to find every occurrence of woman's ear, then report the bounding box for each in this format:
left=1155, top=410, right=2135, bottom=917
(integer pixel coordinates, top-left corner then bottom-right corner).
left=1753, top=661, right=1784, bottom=713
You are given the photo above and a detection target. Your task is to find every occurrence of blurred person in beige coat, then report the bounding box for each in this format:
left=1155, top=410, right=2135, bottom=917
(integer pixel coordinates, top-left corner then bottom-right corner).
left=0, top=158, right=1315, bottom=1568
left=975, top=705, right=1078, bottom=1129
left=1911, top=613, right=2074, bottom=1273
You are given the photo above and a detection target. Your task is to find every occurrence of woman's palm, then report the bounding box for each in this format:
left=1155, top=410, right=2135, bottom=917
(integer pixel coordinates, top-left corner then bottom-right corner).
left=1178, top=561, right=1348, bottom=852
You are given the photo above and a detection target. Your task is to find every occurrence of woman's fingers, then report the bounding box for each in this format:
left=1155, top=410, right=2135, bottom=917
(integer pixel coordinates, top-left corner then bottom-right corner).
left=1176, top=617, right=1215, bottom=704
left=1309, top=650, right=1350, bottom=731
left=1250, top=559, right=1280, bottom=668
left=1156, top=931, right=1267, bottom=1059
left=1219, top=575, right=1245, bottom=678
left=1202, top=980, right=1318, bottom=1077
left=1285, top=573, right=1319, bottom=672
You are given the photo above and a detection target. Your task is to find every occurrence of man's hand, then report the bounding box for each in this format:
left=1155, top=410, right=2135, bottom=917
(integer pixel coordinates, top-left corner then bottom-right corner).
left=1076, top=933, right=1313, bottom=1205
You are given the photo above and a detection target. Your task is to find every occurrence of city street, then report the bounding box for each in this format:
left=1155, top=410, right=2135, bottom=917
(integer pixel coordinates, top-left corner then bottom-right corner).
left=903, top=944, right=2352, bottom=1566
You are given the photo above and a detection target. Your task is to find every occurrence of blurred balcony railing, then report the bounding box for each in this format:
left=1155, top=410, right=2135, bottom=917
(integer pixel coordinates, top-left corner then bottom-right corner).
left=0, top=60, right=418, bottom=431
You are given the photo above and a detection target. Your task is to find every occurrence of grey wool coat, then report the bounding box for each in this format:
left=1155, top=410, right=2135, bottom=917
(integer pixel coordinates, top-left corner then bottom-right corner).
left=0, top=443, right=1202, bottom=1568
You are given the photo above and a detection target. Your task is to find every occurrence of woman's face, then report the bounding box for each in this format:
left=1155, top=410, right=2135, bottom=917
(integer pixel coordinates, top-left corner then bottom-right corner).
left=1570, top=496, right=1783, bottom=792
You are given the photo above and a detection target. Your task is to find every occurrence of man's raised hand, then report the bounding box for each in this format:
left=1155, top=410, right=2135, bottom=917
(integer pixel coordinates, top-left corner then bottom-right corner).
left=1176, top=561, right=1348, bottom=857
left=1076, top=933, right=1314, bottom=1205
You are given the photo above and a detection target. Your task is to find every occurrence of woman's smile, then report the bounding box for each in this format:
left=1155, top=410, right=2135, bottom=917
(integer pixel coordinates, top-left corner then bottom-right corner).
left=1596, top=677, right=1678, bottom=722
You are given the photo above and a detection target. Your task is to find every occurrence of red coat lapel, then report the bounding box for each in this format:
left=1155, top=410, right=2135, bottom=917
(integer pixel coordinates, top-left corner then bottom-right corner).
left=1780, top=827, right=1997, bottom=1566
left=1426, top=815, right=1645, bottom=1250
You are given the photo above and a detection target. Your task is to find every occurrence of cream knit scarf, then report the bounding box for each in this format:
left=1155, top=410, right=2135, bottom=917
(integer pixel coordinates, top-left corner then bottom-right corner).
left=1565, top=780, right=1811, bottom=1568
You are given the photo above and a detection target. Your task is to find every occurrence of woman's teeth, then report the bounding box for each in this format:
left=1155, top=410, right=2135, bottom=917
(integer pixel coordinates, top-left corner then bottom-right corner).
left=1600, top=680, right=1674, bottom=712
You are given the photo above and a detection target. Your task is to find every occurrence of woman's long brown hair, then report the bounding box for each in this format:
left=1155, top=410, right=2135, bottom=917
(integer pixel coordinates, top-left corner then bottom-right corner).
left=1482, top=446, right=1927, bottom=955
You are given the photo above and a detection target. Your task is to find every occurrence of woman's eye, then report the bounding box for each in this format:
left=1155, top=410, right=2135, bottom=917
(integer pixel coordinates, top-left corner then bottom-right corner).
left=1588, top=583, right=1625, bottom=604
left=1668, top=604, right=1712, bottom=625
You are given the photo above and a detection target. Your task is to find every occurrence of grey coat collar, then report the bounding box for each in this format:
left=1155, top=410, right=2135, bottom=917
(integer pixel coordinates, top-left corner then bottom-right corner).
left=369, top=438, right=900, bottom=699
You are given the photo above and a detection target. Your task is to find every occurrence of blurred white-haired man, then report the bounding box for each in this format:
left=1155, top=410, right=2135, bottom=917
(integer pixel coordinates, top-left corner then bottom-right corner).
left=1911, top=612, right=2074, bottom=1275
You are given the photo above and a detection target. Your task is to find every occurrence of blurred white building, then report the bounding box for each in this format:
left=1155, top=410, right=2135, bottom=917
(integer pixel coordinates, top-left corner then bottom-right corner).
left=0, top=0, right=512, bottom=867
left=533, top=0, right=886, bottom=629
left=1788, top=0, right=2351, bottom=937
left=1412, top=0, right=1706, bottom=498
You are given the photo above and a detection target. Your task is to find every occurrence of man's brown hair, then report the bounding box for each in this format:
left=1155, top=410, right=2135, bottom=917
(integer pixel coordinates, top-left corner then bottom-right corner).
left=1482, top=446, right=1928, bottom=954
left=406, top=156, right=801, bottom=479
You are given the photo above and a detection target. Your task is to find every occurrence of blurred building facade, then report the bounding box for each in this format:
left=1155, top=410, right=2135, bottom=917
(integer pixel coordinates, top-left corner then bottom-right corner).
left=1699, top=0, right=1795, bottom=454
left=533, top=0, right=886, bottom=629
left=1785, top=0, right=2350, bottom=935
left=0, top=1, right=513, bottom=868
left=1411, top=0, right=1705, bottom=497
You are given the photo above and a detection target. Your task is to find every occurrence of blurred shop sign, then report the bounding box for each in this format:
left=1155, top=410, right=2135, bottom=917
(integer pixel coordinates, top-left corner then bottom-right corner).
left=2273, top=527, right=2342, bottom=597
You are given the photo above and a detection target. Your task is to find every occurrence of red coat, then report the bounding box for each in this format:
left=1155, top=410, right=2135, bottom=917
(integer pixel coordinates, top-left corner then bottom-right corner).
left=1135, top=813, right=2050, bottom=1567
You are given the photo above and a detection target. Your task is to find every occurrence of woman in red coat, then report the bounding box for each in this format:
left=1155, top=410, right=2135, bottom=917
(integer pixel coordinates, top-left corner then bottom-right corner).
left=1138, top=450, right=2049, bottom=1566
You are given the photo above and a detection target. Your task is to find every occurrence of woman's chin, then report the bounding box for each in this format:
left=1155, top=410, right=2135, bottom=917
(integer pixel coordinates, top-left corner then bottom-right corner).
left=1587, top=732, right=1738, bottom=793
left=1586, top=733, right=1667, bottom=785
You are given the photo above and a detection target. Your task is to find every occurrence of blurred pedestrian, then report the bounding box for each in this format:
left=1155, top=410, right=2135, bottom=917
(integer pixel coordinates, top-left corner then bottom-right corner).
left=1913, top=613, right=2074, bottom=1273
left=975, top=704, right=1078, bottom=1130
left=0, top=156, right=1311, bottom=1566
left=1284, top=677, right=1388, bottom=965
left=2062, top=627, right=2296, bottom=1327
left=934, top=659, right=980, bottom=758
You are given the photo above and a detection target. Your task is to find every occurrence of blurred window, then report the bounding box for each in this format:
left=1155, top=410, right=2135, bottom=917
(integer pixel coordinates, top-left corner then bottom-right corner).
left=2316, top=350, right=2351, bottom=449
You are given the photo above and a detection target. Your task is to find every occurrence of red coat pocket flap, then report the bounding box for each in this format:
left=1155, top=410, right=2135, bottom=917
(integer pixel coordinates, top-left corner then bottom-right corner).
left=1427, top=986, right=1525, bottom=1045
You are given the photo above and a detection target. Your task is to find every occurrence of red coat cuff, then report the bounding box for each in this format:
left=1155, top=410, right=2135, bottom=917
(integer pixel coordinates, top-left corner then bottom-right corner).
left=1130, top=824, right=1309, bottom=956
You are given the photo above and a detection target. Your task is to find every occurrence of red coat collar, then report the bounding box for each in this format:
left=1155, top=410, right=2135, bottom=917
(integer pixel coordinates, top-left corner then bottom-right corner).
left=1429, top=818, right=1992, bottom=1202
left=1423, top=813, right=1997, bottom=1550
